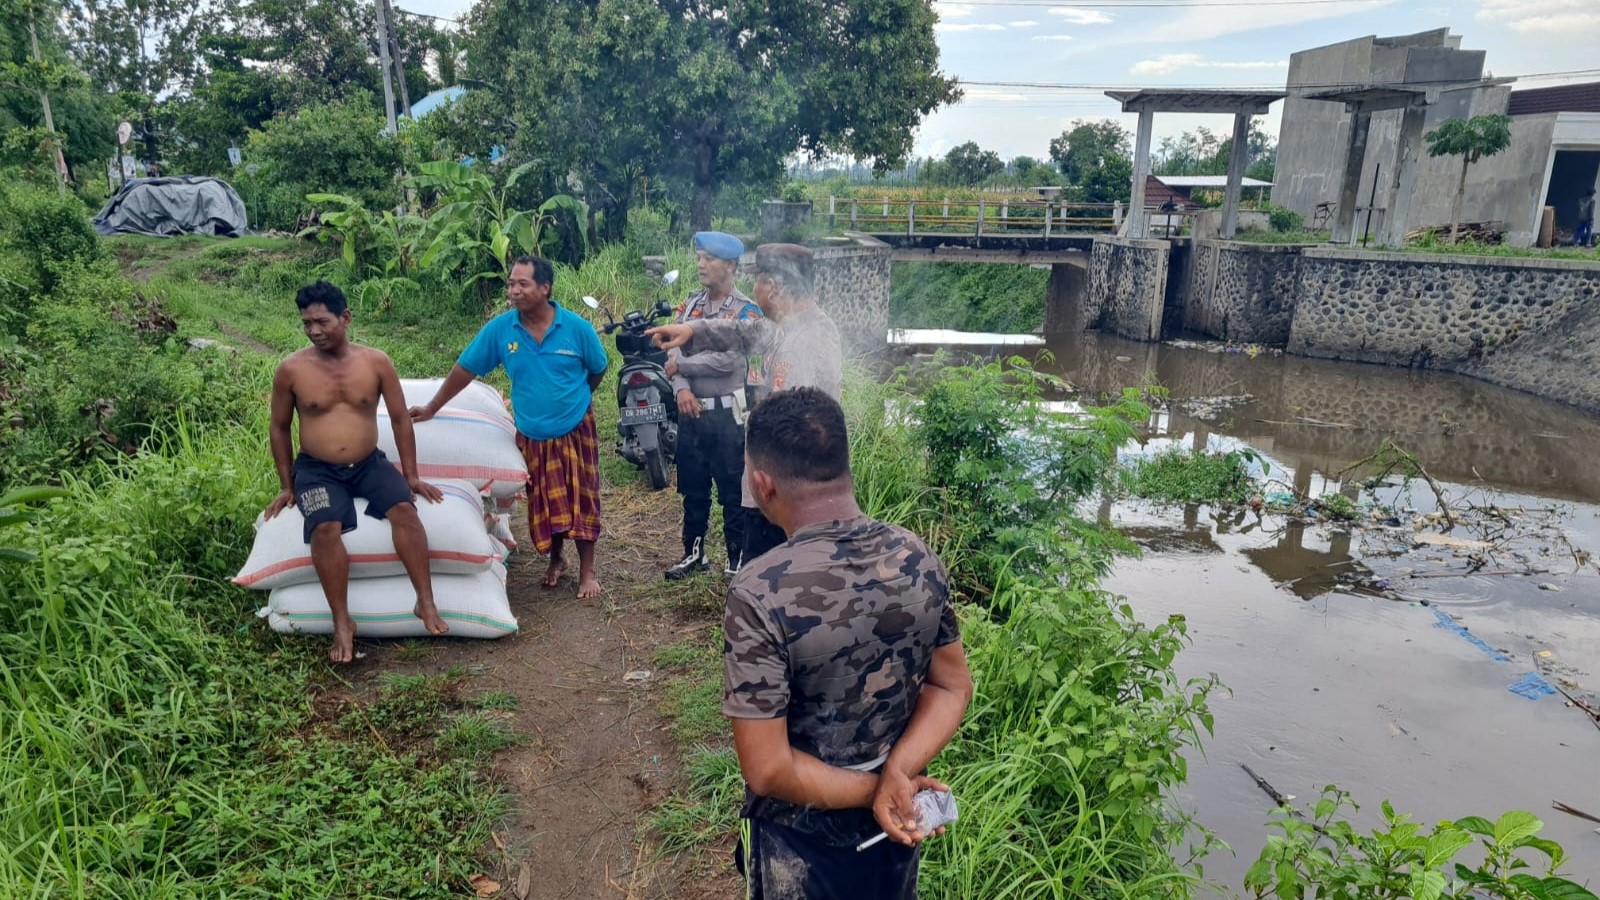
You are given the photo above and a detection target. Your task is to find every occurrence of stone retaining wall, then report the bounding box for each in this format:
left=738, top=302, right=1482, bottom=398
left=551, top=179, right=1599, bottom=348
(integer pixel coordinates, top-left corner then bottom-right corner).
left=1184, top=241, right=1307, bottom=343
left=811, top=234, right=893, bottom=358
left=1088, top=237, right=1170, bottom=341
left=1288, top=249, right=1600, bottom=368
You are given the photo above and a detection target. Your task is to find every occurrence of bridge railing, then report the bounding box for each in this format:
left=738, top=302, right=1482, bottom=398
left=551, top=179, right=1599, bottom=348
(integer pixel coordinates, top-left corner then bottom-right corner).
left=827, top=196, right=1122, bottom=237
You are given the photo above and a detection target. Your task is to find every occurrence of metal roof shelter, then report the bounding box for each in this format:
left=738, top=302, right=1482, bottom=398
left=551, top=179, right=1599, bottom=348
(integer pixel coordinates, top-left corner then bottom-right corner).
left=1106, top=89, right=1287, bottom=239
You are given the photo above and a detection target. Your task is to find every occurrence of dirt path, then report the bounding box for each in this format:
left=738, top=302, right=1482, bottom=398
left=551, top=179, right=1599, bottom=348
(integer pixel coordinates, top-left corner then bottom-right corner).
left=344, top=481, right=738, bottom=900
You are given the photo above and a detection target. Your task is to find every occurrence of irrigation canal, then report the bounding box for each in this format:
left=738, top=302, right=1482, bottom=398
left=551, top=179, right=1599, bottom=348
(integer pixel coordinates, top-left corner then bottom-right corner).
left=891, top=326, right=1600, bottom=887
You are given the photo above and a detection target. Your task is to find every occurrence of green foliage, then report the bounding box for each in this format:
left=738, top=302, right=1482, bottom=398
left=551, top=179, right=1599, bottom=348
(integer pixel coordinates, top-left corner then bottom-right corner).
left=1426, top=115, right=1514, bottom=164
left=411, top=160, right=590, bottom=279
left=1247, top=789, right=1597, bottom=900
left=780, top=181, right=808, bottom=203
left=466, top=0, right=959, bottom=230
left=1267, top=203, right=1305, bottom=234
left=835, top=362, right=1219, bottom=895
left=923, top=141, right=1005, bottom=187
left=1156, top=123, right=1277, bottom=180
left=0, top=180, right=99, bottom=297
left=888, top=261, right=1048, bottom=333
left=2, top=258, right=261, bottom=483
left=0, top=484, right=67, bottom=562
left=245, top=98, right=404, bottom=230
left=1049, top=119, right=1133, bottom=203
left=1121, top=448, right=1263, bottom=506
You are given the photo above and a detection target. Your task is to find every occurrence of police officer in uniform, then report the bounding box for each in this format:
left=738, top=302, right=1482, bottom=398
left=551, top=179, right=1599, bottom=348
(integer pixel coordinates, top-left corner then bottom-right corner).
left=664, top=231, right=763, bottom=579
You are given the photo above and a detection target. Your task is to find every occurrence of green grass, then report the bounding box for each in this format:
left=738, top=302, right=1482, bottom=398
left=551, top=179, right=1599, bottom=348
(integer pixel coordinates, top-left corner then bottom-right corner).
left=435, top=712, right=525, bottom=760
left=472, top=691, right=520, bottom=712
left=1120, top=448, right=1258, bottom=505
left=1231, top=229, right=1330, bottom=244
left=648, top=748, right=744, bottom=855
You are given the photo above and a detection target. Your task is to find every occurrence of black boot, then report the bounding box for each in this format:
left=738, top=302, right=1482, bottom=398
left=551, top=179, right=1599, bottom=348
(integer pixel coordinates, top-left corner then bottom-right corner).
left=665, top=536, right=707, bottom=580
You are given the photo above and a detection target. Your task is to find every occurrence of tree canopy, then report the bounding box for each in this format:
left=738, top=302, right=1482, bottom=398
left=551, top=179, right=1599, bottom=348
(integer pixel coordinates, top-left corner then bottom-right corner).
left=1049, top=119, right=1133, bottom=203
left=463, top=0, right=959, bottom=231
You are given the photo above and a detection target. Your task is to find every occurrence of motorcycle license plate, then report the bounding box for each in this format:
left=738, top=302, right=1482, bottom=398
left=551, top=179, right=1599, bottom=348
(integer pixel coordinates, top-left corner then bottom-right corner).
left=621, top=403, right=667, bottom=424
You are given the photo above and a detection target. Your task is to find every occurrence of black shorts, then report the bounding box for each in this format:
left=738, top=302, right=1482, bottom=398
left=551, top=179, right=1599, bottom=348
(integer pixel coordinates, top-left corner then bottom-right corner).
left=736, top=814, right=920, bottom=900
left=292, top=448, right=414, bottom=543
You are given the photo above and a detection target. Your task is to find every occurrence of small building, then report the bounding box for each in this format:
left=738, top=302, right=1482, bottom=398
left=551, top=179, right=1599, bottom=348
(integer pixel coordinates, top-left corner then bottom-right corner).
left=1272, top=28, right=1600, bottom=247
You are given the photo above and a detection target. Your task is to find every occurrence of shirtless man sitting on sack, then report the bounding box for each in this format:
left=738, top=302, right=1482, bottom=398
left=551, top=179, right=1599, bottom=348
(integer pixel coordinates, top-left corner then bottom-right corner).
left=264, top=281, right=448, bottom=663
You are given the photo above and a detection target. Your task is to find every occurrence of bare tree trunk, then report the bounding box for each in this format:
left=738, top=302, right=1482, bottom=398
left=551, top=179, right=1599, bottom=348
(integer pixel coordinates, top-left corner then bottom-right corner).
left=1450, top=155, right=1468, bottom=244
left=692, top=136, right=716, bottom=233
left=28, top=14, right=67, bottom=194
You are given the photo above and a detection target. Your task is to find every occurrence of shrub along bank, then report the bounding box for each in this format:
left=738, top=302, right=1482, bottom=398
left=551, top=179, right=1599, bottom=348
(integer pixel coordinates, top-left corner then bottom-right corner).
left=0, top=196, right=689, bottom=896
left=3, top=192, right=1591, bottom=896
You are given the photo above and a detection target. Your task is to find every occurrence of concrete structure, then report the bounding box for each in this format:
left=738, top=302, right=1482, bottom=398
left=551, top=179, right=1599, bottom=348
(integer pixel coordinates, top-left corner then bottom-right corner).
left=1106, top=89, right=1285, bottom=240
left=1273, top=28, right=1600, bottom=248
left=1079, top=237, right=1600, bottom=414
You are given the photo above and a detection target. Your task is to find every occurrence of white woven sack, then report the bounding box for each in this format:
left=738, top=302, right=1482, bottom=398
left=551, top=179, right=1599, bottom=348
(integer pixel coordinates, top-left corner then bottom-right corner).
left=375, top=379, right=525, bottom=498
left=234, top=479, right=499, bottom=590
left=263, top=562, right=517, bottom=640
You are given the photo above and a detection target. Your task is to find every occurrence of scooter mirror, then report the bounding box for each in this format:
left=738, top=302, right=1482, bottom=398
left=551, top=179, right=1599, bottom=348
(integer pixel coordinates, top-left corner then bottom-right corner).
left=581, top=295, right=601, bottom=309
left=662, top=270, right=680, bottom=286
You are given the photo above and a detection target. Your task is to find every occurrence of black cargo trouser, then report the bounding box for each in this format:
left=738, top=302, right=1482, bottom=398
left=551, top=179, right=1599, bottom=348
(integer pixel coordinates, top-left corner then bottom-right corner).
left=676, top=404, right=746, bottom=558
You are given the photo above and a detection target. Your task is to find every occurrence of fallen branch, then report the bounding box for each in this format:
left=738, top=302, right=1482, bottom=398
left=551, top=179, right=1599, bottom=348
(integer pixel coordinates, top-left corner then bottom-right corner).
left=1553, top=801, right=1600, bottom=824
left=1338, top=441, right=1456, bottom=531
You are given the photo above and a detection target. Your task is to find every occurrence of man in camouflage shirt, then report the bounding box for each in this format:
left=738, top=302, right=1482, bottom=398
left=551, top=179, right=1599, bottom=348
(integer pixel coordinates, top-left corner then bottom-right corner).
left=720, top=388, right=973, bottom=899
left=646, top=243, right=844, bottom=572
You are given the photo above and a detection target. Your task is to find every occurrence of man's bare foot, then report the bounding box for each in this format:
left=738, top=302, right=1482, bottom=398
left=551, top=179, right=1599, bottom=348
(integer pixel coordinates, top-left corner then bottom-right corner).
left=542, top=556, right=567, bottom=588
left=577, top=572, right=601, bottom=599
left=329, top=618, right=356, bottom=664
left=414, top=597, right=449, bottom=636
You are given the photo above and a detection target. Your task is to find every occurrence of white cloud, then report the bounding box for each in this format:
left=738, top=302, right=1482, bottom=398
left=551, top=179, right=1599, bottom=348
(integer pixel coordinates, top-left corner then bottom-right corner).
left=1130, top=54, right=1288, bottom=76
left=1032, top=34, right=1074, bottom=42
left=936, top=22, right=1006, bottom=32
left=1048, top=9, right=1113, bottom=25
left=1009, top=20, right=1039, bottom=28
left=1477, top=0, right=1600, bottom=33
left=934, top=2, right=974, bottom=19
left=1138, top=0, right=1394, bottom=43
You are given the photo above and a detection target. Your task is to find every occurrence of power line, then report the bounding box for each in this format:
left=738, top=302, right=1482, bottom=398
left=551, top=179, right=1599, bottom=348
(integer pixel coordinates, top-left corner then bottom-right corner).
left=957, top=66, right=1600, bottom=92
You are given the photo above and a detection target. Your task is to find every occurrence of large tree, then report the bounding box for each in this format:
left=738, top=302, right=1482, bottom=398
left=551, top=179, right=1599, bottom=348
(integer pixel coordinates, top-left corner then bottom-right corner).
left=1049, top=119, right=1132, bottom=203
left=465, top=0, right=959, bottom=231
left=1, top=0, right=111, bottom=185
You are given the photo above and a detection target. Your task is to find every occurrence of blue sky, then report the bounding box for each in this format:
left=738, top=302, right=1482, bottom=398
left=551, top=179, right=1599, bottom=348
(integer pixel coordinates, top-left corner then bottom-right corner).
left=402, top=0, right=1600, bottom=160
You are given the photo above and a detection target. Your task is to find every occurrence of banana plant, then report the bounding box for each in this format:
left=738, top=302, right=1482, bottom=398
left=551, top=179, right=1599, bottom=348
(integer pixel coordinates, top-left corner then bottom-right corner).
left=301, top=193, right=426, bottom=282
left=0, top=485, right=68, bottom=563
left=411, top=160, right=588, bottom=285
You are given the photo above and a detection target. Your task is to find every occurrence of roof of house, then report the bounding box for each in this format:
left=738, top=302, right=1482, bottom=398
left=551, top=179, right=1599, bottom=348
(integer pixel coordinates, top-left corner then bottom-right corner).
left=1156, top=175, right=1274, bottom=189
left=1509, top=82, right=1600, bottom=117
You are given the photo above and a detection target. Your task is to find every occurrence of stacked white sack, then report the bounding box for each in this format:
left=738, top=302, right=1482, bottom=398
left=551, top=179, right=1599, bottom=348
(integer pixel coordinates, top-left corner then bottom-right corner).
left=235, top=478, right=518, bottom=640
left=375, top=378, right=526, bottom=499
left=263, top=561, right=516, bottom=639
left=234, top=479, right=500, bottom=589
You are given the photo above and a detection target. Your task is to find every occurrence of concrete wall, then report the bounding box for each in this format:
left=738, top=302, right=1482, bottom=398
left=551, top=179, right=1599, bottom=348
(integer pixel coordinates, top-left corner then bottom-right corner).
left=1087, top=237, right=1170, bottom=341
left=810, top=233, right=893, bottom=358
left=1272, top=29, right=1543, bottom=241
left=1184, top=241, right=1309, bottom=343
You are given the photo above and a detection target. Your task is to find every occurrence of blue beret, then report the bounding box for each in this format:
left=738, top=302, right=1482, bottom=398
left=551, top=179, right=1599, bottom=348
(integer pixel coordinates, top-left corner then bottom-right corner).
left=693, top=231, right=744, bottom=261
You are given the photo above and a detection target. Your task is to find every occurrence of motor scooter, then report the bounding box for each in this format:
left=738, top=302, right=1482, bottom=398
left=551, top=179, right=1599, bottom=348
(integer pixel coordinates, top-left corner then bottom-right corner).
left=583, top=270, right=681, bottom=490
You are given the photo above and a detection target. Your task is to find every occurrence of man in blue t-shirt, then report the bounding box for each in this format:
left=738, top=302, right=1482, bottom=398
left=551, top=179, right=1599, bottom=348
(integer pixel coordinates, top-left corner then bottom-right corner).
left=411, top=257, right=610, bottom=598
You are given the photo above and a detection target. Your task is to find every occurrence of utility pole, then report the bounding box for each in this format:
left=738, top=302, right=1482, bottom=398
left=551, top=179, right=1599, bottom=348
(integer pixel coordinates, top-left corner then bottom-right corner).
left=381, top=0, right=412, bottom=119
left=374, top=0, right=399, bottom=135
left=27, top=6, right=69, bottom=193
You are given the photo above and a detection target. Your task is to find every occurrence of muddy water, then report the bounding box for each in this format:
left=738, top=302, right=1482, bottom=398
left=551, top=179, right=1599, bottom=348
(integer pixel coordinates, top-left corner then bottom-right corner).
left=893, top=328, right=1600, bottom=888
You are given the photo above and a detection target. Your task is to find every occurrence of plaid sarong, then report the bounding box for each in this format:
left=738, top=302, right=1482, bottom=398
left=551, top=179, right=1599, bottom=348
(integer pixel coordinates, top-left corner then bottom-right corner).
left=516, top=408, right=602, bottom=555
